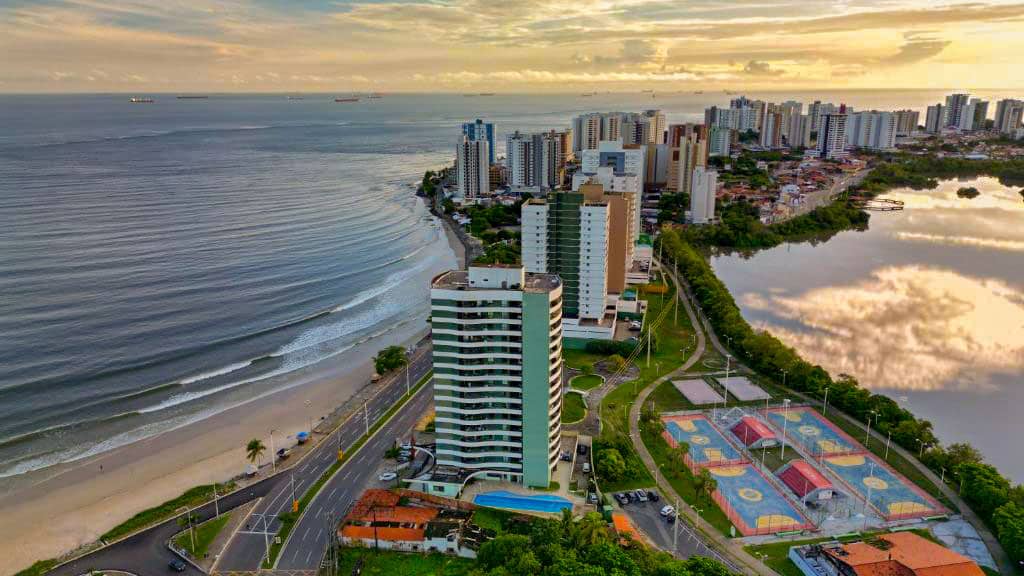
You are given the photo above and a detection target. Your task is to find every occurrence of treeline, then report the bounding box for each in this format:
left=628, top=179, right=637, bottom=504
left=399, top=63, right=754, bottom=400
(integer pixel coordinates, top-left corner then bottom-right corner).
left=474, top=510, right=734, bottom=576
left=853, top=155, right=1024, bottom=197
left=658, top=228, right=1024, bottom=564
left=680, top=199, right=868, bottom=250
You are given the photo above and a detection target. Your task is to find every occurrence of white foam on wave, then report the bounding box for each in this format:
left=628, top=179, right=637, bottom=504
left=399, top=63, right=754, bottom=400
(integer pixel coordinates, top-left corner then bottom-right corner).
left=179, top=360, right=254, bottom=385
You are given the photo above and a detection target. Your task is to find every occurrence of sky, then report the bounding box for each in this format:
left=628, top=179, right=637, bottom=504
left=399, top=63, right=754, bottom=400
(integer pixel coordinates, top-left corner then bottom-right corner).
left=2, top=0, right=1024, bottom=93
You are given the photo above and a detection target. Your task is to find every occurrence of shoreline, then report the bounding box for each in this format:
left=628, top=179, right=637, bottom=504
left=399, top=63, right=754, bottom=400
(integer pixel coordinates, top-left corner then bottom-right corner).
left=2, top=200, right=459, bottom=576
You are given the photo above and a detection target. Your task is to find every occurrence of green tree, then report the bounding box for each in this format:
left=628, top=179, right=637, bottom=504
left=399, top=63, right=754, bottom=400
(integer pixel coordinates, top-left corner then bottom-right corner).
left=246, top=438, right=266, bottom=465
left=373, top=345, right=407, bottom=375
left=695, top=468, right=717, bottom=504
left=574, top=512, right=610, bottom=548
left=670, top=442, right=690, bottom=479
left=607, top=354, right=627, bottom=372
left=596, top=448, right=627, bottom=482
left=994, top=502, right=1024, bottom=564
left=580, top=363, right=595, bottom=376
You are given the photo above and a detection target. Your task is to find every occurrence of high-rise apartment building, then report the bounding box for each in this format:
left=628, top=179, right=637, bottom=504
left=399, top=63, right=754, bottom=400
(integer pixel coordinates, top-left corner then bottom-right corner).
left=457, top=135, right=490, bottom=202
left=925, top=104, right=945, bottom=133
left=430, top=265, right=563, bottom=489
left=506, top=130, right=566, bottom=192
left=778, top=101, right=803, bottom=139
left=573, top=113, right=603, bottom=152
left=708, top=125, right=732, bottom=157
left=945, top=93, right=971, bottom=128
left=995, top=99, right=1024, bottom=134
left=644, top=109, right=667, bottom=144
left=690, top=166, right=718, bottom=225
left=579, top=140, right=645, bottom=233
left=788, top=114, right=812, bottom=148
left=847, top=111, right=897, bottom=150
left=667, top=124, right=707, bottom=194
left=893, top=110, right=920, bottom=136
left=462, top=119, right=496, bottom=165
left=506, top=131, right=536, bottom=190
left=809, top=101, right=837, bottom=133
left=760, top=111, right=783, bottom=149
left=818, top=112, right=848, bottom=160
left=958, top=99, right=988, bottom=131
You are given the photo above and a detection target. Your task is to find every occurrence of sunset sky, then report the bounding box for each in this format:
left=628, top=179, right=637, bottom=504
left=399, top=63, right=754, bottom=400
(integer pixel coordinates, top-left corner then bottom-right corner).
left=2, top=0, right=1024, bottom=92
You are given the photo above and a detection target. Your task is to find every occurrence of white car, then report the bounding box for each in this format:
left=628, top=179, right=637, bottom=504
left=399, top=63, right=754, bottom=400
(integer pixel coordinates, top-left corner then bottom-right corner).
left=378, top=471, right=397, bottom=482
left=660, top=505, right=676, bottom=517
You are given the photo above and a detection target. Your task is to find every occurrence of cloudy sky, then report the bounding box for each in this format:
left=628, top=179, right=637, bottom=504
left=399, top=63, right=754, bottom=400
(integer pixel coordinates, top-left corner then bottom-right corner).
left=2, top=0, right=1023, bottom=92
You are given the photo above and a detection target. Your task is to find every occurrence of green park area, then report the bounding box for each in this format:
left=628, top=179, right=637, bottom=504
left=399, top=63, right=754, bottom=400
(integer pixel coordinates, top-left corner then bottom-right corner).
left=570, top=374, right=603, bottom=391
left=561, top=393, right=586, bottom=424
left=174, top=512, right=233, bottom=560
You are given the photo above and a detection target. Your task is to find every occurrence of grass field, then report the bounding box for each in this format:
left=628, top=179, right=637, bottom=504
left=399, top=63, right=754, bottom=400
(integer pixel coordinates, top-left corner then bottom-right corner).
left=571, top=374, right=603, bottom=391
left=562, top=393, right=586, bottom=423
left=470, top=507, right=517, bottom=534
left=337, top=548, right=474, bottom=576
left=174, top=512, right=232, bottom=559
left=563, top=349, right=605, bottom=370
left=100, top=481, right=235, bottom=542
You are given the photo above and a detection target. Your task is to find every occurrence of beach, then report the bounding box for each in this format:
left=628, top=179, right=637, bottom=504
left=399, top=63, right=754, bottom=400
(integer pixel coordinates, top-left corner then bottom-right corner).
left=0, top=308, right=432, bottom=575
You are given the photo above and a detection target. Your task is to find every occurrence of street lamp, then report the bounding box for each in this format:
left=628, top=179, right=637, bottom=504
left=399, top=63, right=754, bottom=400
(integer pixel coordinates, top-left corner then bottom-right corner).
left=780, top=368, right=788, bottom=389
left=864, top=411, right=877, bottom=448
left=269, top=428, right=277, bottom=473
left=781, top=399, right=792, bottom=459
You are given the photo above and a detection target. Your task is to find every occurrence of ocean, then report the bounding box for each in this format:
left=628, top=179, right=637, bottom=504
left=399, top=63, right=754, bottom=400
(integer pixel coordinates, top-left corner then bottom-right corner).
left=1, top=89, right=1019, bottom=483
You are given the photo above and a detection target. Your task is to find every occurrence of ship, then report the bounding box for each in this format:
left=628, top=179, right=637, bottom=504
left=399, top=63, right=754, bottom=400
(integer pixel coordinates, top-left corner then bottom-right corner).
left=129, top=97, right=154, bottom=103
left=334, top=97, right=360, bottom=103
left=287, top=96, right=304, bottom=100
left=368, top=93, right=383, bottom=99
left=176, top=95, right=209, bottom=99
left=478, top=92, right=495, bottom=96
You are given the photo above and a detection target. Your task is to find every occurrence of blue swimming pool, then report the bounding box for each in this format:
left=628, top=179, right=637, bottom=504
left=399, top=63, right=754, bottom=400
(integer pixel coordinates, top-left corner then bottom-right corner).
left=473, top=490, right=572, bottom=513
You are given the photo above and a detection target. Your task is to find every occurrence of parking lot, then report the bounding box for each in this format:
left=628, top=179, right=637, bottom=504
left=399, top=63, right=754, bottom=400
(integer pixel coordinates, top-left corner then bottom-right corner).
left=613, top=489, right=725, bottom=562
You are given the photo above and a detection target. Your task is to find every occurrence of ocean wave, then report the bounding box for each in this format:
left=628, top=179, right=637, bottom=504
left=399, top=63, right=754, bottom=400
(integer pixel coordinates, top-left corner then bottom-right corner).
left=179, top=360, right=254, bottom=385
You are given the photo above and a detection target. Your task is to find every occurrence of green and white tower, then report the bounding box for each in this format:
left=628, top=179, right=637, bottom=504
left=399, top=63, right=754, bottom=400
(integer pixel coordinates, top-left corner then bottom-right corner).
left=430, top=264, right=563, bottom=489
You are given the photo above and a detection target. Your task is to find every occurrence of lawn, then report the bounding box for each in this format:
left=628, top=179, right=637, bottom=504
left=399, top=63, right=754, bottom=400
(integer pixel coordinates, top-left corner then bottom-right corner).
left=100, top=482, right=235, bottom=542
left=563, top=349, right=605, bottom=370
left=754, top=445, right=802, bottom=475
left=337, top=548, right=474, bottom=576
left=570, top=374, right=603, bottom=391
left=471, top=507, right=518, bottom=534
left=647, top=379, right=694, bottom=412
left=174, top=512, right=232, bottom=559
left=562, top=393, right=586, bottom=424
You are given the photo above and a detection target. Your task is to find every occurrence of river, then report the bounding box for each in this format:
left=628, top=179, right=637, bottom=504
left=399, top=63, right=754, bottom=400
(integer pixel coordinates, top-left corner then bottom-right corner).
left=712, top=176, right=1024, bottom=482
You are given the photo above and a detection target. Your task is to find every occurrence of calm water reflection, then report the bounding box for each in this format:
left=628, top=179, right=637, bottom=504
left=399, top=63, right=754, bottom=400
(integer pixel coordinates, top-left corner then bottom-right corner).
left=712, top=177, right=1024, bottom=481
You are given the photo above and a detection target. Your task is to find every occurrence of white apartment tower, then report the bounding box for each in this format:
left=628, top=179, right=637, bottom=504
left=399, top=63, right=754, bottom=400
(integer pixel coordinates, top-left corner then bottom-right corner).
left=995, top=99, right=1024, bottom=134
left=945, top=93, right=971, bottom=128
left=430, top=265, right=563, bottom=489
left=818, top=112, right=848, bottom=160
left=506, top=131, right=535, bottom=189
left=690, top=166, right=718, bottom=224
left=457, top=135, right=489, bottom=201
left=847, top=111, right=897, bottom=150
left=925, top=104, right=945, bottom=133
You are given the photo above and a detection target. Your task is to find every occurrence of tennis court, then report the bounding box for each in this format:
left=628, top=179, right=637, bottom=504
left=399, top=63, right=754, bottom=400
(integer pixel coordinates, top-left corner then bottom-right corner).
left=717, top=376, right=770, bottom=401
left=671, top=379, right=723, bottom=405
left=661, top=414, right=745, bottom=468
left=707, top=464, right=813, bottom=535
left=764, top=406, right=862, bottom=457
left=823, top=453, right=945, bottom=520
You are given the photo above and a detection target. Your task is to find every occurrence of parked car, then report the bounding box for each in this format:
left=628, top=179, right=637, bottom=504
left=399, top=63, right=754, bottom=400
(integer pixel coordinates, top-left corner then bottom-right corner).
left=634, top=489, right=648, bottom=502
left=276, top=447, right=291, bottom=460
left=614, top=492, right=629, bottom=506
left=582, top=462, right=591, bottom=474
left=660, top=505, right=676, bottom=517
left=647, top=490, right=660, bottom=502
left=560, top=451, right=572, bottom=462
left=168, top=559, right=187, bottom=572
left=629, top=321, right=642, bottom=331
left=588, top=492, right=598, bottom=504
left=378, top=471, right=397, bottom=481
left=577, top=443, right=589, bottom=456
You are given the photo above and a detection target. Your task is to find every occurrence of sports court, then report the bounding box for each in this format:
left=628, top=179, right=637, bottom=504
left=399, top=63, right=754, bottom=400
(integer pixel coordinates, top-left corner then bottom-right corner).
left=661, top=414, right=745, bottom=468
left=717, top=376, right=770, bottom=401
left=671, top=379, right=723, bottom=405
left=707, top=464, right=813, bottom=535
left=764, top=406, right=861, bottom=457
left=823, top=453, right=945, bottom=520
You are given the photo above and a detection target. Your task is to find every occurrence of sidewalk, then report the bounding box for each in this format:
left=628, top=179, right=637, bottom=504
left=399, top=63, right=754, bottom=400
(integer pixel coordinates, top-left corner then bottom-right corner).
left=627, top=260, right=778, bottom=576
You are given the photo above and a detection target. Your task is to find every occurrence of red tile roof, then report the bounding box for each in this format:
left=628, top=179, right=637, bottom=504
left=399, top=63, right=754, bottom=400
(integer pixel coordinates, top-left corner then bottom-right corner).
left=825, top=532, right=984, bottom=576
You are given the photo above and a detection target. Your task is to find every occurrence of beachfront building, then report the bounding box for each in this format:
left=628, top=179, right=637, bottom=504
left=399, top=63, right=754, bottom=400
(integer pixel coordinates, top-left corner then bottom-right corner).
left=522, top=181, right=636, bottom=340
left=995, top=99, right=1024, bottom=134
left=462, top=119, right=495, bottom=165
left=959, top=98, right=989, bottom=131
left=894, top=109, right=920, bottom=135
left=456, top=135, right=489, bottom=203
left=429, top=265, right=563, bottom=491
left=945, top=93, right=971, bottom=128
left=817, top=112, right=848, bottom=160
left=505, top=130, right=566, bottom=192
left=846, top=111, right=897, bottom=151
left=925, top=103, right=945, bottom=133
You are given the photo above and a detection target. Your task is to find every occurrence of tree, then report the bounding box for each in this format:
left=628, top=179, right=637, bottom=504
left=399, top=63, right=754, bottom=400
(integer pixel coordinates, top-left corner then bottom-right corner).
left=670, top=443, right=690, bottom=479
left=695, top=468, right=716, bottom=504
left=246, top=439, right=266, bottom=465
left=608, top=354, right=627, bottom=372
left=958, top=462, right=1011, bottom=520
left=596, top=448, right=627, bottom=482
left=573, top=512, right=610, bottom=548
left=477, top=534, right=532, bottom=572
left=580, top=363, right=595, bottom=376
left=373, top=345, right=407, bottom=375
left=994, top=502, right=1024, bottom=563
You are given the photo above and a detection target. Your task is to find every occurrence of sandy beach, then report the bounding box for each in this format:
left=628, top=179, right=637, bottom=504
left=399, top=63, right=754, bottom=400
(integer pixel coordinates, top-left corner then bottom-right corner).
left=0, top=307, right=431, bottom=575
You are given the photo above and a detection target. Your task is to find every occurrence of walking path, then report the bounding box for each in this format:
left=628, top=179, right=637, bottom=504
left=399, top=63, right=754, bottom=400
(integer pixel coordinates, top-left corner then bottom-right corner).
left=659, top=255, right=1015, bottom=576
left=625, top=260, right=778, bottom=576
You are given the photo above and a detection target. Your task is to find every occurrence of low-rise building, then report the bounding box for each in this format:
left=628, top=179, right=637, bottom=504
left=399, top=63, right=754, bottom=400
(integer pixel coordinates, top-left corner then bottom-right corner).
left=789, top=532, right=985, bottom=576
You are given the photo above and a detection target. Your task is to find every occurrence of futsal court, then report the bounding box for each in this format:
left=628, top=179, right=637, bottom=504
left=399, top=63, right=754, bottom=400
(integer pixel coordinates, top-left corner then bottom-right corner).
left=823, top=453, right=945, bottom=520
left=764, top=406, right=861, bottom=457
left=707, top=464, right=814, bottom=535
left=661, top=414, right=745, bottom=469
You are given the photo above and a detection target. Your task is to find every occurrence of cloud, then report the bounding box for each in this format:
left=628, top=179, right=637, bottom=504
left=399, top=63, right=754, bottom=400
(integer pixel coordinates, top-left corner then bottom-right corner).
left=574, top=39, right=667, bottom=69
left=880, top=33, right=952, bottom=65
left=742, top=60, right=783, bottom=76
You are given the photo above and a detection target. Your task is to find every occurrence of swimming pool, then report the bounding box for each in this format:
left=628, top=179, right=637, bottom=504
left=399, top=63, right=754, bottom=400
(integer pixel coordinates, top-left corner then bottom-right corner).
left=473, top=490, right=572, bottom=513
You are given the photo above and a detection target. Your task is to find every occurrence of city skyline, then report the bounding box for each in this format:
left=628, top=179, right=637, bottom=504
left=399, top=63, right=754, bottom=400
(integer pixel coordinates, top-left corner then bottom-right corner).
left=3, top=0, right=1024, bottom=93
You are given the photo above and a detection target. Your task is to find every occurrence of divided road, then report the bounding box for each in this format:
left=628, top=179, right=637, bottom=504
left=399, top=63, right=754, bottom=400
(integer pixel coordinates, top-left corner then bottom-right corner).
left=49, top=347, right=433, bottom=576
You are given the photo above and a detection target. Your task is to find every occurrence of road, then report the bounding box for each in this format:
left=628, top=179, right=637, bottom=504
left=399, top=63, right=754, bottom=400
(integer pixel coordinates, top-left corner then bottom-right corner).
left=48, top=347, right=433, bottom=576
left=215, top=349, right=433, bottom=571
left=619, top=498, right=719, bottom=561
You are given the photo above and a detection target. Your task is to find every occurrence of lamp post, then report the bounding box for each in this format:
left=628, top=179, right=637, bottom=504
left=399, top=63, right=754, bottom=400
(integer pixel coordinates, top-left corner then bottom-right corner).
left=269, top=429, right=277, bottom=473
left=780, top=368, right=788, bottom=389
left=822, top=386, right=829, bottom=416
left=884, top=430, right=892, bottom=461
left=305, top=399, right=313, bottom=436
left=864, top=411, right=876, bottom=448
left=781, top=399, right=791, bottom=459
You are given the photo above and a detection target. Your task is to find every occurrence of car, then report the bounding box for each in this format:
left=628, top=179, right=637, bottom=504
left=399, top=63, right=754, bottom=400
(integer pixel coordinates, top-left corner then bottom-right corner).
left=560, top=451, right=572, bottom=462
left=614, top=492, right=629, bottom=505
left=168, top=558, right=187, bottom=572
left=582, top=462, right=591, bottom=474
left=378, top=471, right=397, bottom=481
left=629, top=321, right=642, bottom=331
left=660, top=505, right=676, bottom=517
left=276, top=447, right=291, bottom=460
left=588, top=492, right=598, bottom=504
left=647, top=490, right=660, bottom=502
left=400, top=441, right=412, bottom=450
left=577, top=444, right=589, bottom=456
left=634, top=489, right=648, bottom=502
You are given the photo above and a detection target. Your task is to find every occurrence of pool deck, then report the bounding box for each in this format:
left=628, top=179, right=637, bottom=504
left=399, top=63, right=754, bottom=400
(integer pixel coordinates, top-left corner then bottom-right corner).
left=458, top=461, right=587, bottom=516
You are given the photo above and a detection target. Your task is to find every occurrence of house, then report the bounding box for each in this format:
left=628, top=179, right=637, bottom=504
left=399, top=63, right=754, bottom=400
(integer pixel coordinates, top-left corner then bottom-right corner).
left=790, top=531, right=985, bottom=576
left=338, top=489, right=491, bottom=558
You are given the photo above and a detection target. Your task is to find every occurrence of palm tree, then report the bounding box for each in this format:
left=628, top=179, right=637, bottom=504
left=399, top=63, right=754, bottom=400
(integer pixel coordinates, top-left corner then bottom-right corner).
left=697, top=468, right=716, bottom=503
left=246, top=439, right=266, bottom=466
left=574, top=512, right=609, bottom=547
left=671, top=442, right=690, bottom=478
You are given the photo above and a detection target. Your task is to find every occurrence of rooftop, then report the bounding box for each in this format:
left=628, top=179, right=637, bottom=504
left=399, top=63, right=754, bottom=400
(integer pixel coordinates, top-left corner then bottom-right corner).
left=432, top=268, right=560, bottom=292
left=824, top=532, right=984, bottom=576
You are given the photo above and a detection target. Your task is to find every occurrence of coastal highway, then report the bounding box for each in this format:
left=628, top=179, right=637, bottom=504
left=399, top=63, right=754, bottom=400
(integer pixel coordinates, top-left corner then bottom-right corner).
left=47, top=346, right=433, bottom=576
left=215, top=348, right=433, bottom=571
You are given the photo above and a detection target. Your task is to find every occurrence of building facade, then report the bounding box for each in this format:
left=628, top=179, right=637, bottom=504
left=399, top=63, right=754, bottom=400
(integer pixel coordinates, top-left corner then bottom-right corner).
left=462, top=119, right=495, bottom=165
left=945, top=93, right=971, bottom=128
left=995, top=99, right=1024, bottom=134
left=817, top=112, right=848, bottom=160
left=430, top=265, right=563, bottom=489
left=847, top=111, right=897, bottom=150
left=925, top=103, right=945, bottom=133
left=690, top=166, right=717, bottom=224
left=457, top=135, right=490, bottom=202
left=893, top=109, right=920, bottom=135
